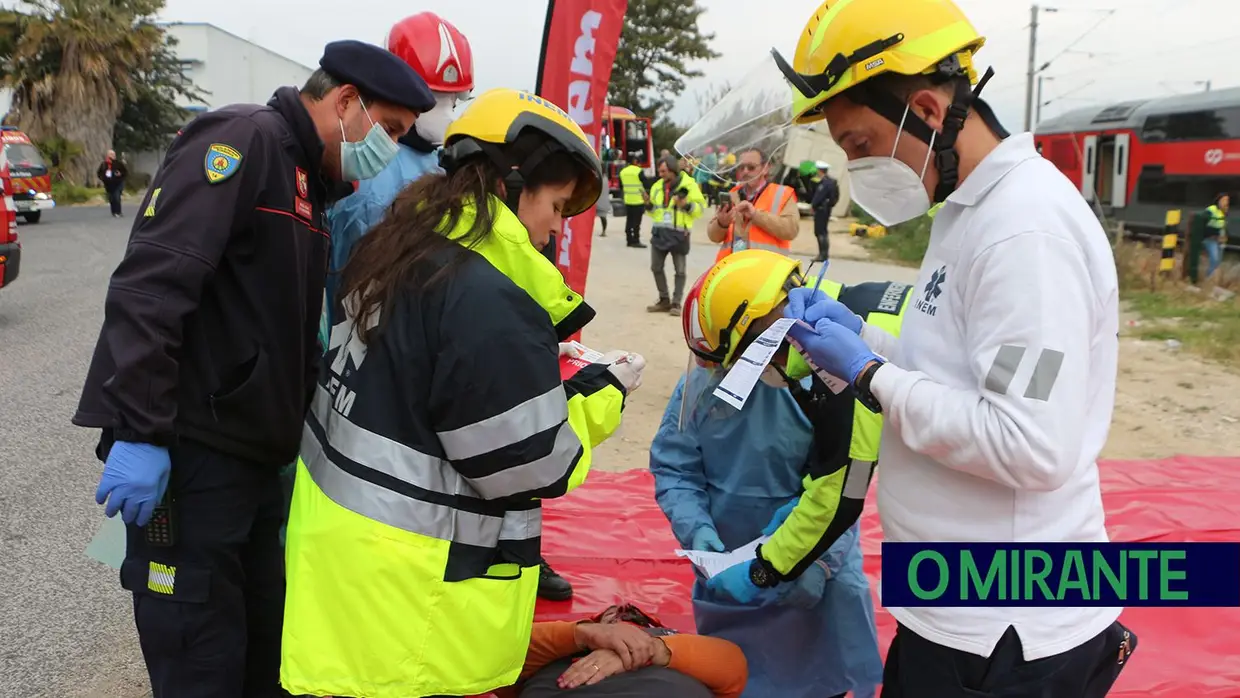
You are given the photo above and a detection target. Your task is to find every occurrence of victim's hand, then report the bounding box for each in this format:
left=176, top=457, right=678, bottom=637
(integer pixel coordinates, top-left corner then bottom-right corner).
left=574, top=621, right=659, bottom=670
left=558, top=649, right=626, bottom=689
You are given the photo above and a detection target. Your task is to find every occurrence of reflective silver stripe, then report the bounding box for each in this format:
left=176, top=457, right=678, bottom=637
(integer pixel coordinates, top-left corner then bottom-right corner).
left=310, top=385, right=459, bottom=496
left=436, top=385, right=569, bottom=461
left=984, top=344, right=1027, bottom=395
left=843, top=459, right=874, bottom=499
left=747, top=241, right=789, bottom=254
left=300, top=425, right=543, bottom=546
left=500, top=508, right=542, bottom=541
left=466, top=421, right=583, bottom=500
left=766, top=185, right=789, bottom=214
left=1023, top=349, right=1065, bottom=401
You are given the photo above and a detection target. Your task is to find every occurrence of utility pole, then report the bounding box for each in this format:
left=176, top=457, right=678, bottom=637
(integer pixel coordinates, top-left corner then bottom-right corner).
left=1205, top=80, right=1212, bottom=92
left=1024, top=4, right=1040, bottom=132
left=1035, top=75, right=1044, bottom=125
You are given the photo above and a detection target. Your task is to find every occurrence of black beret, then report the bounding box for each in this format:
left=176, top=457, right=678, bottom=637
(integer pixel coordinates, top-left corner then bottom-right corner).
left=319, top=40, right=435, bottom=113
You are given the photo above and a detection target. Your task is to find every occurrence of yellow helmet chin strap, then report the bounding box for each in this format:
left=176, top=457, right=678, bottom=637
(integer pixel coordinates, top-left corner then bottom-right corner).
left=777, top=45, right=1009, bottom=204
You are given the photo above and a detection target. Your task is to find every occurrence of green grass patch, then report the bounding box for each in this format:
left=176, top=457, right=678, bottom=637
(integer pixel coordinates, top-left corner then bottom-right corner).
left=853, top=205, right=932, bottom=266
left=51, top=182, right=105, bottom=205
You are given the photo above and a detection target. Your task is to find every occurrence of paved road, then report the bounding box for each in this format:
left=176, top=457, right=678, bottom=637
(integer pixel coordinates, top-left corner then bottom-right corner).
left=1, top=205, right=149, bottom=698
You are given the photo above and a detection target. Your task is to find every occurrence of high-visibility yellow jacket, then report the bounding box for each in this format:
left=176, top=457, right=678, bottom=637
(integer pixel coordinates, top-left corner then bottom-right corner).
left=760, top=280, right=912, bottom=578
left=618, top=164, right=646, bottom=206
left=646, top=171, right=706, bottom=231
left=281, top=195, right=626, bottom=698
left=1206, top=204, right=1228, bottom=239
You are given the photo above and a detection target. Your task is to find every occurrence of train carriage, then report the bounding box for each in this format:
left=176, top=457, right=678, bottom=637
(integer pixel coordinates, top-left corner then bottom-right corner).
left=1035, top=87, right=1240, bottom=240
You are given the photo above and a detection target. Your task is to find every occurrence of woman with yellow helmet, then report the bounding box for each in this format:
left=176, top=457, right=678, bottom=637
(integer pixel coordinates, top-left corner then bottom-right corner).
left=685, top=1, right=1135, bottom=697
left=280, top=88, right=649, bottom=698
left=653, top=249, right=916, bottom=698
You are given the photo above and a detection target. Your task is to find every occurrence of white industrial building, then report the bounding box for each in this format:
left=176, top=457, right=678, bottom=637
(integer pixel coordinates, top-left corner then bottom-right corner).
left=131, top=22, right=314, bottom=176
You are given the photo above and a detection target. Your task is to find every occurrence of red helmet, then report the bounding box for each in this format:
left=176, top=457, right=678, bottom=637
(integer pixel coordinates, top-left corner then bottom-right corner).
left=386, top=12, right=474, bottom=93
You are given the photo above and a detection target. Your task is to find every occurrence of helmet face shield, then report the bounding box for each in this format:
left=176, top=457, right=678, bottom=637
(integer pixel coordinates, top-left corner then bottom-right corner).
left=675, top=52, right=797, bottom=183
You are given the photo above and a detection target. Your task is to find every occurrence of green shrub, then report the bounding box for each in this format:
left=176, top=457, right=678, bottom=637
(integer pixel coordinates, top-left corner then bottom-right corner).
left=52, top=182, right=104, bottom=205
left=125, top=172, right=153, bottom=194
left=852, top=203, right=933, bottom=265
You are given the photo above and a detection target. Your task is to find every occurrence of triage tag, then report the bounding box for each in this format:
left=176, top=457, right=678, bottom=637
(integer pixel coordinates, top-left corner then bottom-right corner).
left=785, top=319, right=849, bottom=395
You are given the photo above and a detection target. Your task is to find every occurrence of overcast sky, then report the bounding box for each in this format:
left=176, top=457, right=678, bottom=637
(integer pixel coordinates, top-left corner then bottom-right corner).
left=160, top=0, right=1236, bottom=133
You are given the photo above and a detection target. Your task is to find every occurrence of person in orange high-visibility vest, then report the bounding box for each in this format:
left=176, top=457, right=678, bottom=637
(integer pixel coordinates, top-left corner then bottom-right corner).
left=706, top=147, right=800, bottom=262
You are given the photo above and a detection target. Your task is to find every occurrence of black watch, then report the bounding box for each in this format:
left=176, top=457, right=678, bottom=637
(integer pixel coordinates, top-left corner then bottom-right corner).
left=748, top=550, right=780, bottom=588
left=853, top=360, right=885, bottom=414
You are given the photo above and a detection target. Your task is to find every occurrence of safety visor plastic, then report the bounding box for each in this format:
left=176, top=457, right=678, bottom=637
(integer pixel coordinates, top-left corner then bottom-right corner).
left=678, top=351, right=726, bottom=432
left=674, top=51, right=798, bottom=183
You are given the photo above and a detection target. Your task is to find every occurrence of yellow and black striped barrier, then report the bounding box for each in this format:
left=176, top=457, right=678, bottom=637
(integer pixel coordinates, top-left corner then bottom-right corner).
left=1160, top=210, right=1180, bottom=274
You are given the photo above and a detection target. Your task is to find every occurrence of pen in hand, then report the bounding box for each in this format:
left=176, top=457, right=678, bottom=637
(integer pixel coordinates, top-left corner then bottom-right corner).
left=809, top=259, right=829, bottom=299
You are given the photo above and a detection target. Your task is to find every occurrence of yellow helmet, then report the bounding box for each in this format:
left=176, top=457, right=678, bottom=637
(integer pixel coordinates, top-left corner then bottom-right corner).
left=682, top=250, right=806, bottom=367
left=780, top=0, right=986, bottom=125
left=442, top=88, right=603, bottom=217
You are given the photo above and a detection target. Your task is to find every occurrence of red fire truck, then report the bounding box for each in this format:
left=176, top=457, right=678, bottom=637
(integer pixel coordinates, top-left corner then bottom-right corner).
left=599, top=105, right=653, bottom=200
left=1, top=138, right=22, bottom=290
left=1035, top=87, right=1240, bottom=237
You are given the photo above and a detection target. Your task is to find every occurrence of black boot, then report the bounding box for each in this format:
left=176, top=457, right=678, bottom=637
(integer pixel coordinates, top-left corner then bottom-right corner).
left=813, top=233, right=830, bottom=263
left=538, top=558, right=573, bottom=601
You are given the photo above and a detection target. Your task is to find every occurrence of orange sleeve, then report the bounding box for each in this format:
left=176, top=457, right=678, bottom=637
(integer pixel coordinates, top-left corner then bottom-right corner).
left=664, top=634, right=748, bottom=698
left=521, top=621, right=581, bottom=682
left=493, top=621, right=582, bottom=698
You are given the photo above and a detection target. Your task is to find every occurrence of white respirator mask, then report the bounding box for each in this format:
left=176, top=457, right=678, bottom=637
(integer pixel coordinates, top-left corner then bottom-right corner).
left=414, top=92, right=462, bottom=147
left=846, top=104, right=936, bottom=227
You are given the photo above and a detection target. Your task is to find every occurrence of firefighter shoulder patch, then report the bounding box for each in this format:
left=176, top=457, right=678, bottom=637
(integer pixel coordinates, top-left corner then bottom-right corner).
left=204, top=143, right=242, bottom=184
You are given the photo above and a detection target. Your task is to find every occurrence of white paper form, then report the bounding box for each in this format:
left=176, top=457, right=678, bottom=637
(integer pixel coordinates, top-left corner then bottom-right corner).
left=712, top=317, right=798, bottom=410
left=675, top=535, right=771, bottom=578
left=712, top=317, right=849, bottom=410
left=564, top=340, right=604, bottom=363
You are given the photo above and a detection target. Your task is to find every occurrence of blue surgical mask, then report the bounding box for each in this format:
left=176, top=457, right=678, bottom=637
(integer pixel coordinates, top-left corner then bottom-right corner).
left=339, top=99, right=399, bottom=182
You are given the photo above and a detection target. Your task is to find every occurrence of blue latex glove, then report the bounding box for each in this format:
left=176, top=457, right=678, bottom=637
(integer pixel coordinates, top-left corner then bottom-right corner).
left=762, top=497, right=800, bottom=536
left=783, top=560, right=829, bottom=609
left=786, top=318, right=881, bottom=385
left=706, top=559, right=764, bottom=605
left=95, top=441, right=172, bottom=526
left=784, top=287, right=863, bottom=334
left=691, top=526, right=726, bottom=552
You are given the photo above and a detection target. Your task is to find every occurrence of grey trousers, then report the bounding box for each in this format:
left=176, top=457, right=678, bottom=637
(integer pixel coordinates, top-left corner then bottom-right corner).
left=651, top=245, right=687, bottom=304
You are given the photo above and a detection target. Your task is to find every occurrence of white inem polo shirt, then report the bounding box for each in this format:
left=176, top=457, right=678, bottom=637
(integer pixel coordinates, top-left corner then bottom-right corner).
left=863, top=133, right=1122, bottom=660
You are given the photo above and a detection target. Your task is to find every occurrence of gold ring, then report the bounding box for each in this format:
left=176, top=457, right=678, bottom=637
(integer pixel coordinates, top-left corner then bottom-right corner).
left=590, top=663, right=599, bottom=673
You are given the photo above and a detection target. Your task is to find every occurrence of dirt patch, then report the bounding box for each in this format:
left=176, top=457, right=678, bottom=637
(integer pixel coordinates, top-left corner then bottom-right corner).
left=577, top=216, right=1240, bottom=472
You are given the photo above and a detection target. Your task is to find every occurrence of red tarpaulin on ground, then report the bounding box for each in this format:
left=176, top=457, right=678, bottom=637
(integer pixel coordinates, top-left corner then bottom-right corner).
left=537, top=457, right=1240, bottom=697
left=533, top=0, right=628, bottom=299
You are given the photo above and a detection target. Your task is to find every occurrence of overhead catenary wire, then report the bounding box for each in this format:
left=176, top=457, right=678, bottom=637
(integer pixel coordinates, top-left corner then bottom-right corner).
left=1036, top=8, right=1116, bottom=73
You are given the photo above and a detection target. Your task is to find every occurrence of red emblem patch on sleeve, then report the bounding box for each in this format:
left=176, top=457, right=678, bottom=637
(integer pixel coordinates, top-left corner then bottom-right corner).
left=295, top=168, right=309, bottom=199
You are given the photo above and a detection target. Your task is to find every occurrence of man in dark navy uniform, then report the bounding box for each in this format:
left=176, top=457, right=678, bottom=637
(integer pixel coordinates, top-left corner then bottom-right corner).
left=73, top=41, right=433, bottom=698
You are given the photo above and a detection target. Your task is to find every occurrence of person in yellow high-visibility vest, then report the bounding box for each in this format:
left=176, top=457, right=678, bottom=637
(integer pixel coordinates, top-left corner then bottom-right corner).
left=619, top=153, right=648, bottom=248
left=645, top=156, right=706, bottom=316
left=280, top=88, right=648, bottom=698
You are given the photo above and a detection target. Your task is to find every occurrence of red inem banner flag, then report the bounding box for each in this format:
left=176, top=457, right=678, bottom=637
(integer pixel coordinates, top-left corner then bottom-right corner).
left=534, top=0, right=628, bottom=298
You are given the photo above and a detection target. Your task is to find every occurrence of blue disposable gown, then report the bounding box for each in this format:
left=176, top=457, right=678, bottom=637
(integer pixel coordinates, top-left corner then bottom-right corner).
left=322, top=143, right=443, bottom=339
left=650, top=367, right=882, bottom=698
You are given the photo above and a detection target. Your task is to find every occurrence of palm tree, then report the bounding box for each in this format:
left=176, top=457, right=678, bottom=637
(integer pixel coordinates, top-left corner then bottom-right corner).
left=2, top=0, right=165, bottom=184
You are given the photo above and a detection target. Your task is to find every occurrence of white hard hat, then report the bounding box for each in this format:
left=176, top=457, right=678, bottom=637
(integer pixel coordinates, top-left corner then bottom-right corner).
left=815, top=160, right=830, bottom=170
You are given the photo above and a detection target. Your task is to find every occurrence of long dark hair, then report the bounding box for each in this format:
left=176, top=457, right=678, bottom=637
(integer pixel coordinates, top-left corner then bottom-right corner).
left=340, top=130, right=585, bottom=344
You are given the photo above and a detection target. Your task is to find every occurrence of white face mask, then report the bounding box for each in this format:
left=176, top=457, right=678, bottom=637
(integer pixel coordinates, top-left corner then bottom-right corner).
left=414, top=92, right=461, bottom=146
left=846, top=105, right=936, bottom=227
